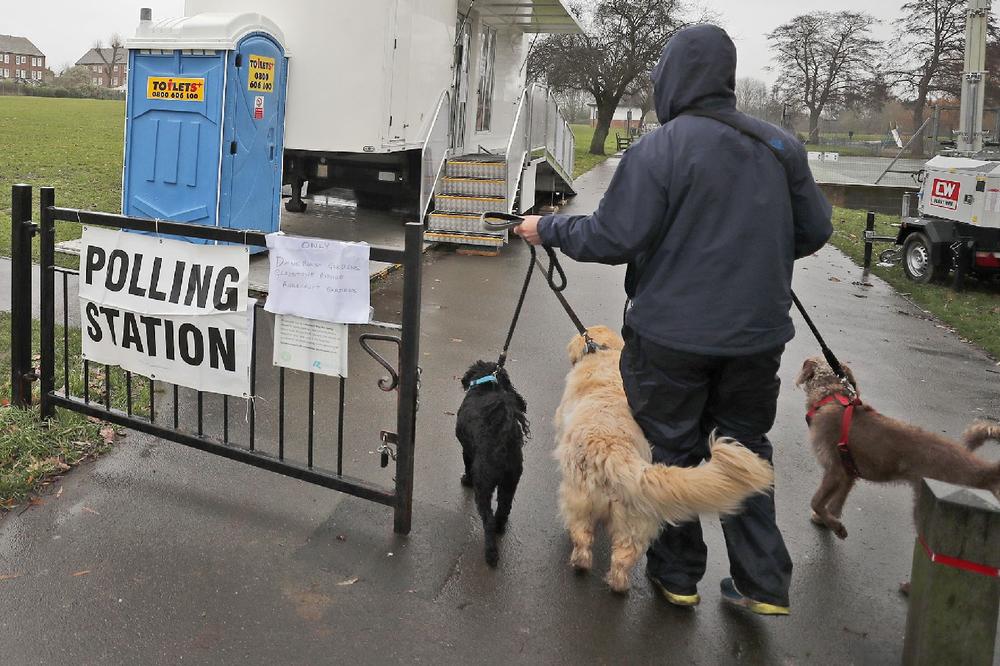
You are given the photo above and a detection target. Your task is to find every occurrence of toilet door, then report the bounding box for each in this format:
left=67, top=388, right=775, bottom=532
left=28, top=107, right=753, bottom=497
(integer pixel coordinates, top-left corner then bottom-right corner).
left=123, top=50, right=225, bottom=230
left=219, top=34, right=286, bottom=233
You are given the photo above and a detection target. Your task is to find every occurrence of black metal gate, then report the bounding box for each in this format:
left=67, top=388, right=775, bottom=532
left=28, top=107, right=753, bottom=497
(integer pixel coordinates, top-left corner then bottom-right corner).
left=9, top=184, right=423, bottom=533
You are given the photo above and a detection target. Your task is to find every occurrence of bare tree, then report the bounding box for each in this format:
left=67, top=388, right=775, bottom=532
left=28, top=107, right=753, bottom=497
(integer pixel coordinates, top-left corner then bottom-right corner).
left=93, top=34, right=125, bottom=88
left=735, top=77, right=769, bottom=117
left=528, top=0, right=694, bottom=155
left=769, top=11, right=880, bottom=142
left=885, top=0, right=965, bottom=150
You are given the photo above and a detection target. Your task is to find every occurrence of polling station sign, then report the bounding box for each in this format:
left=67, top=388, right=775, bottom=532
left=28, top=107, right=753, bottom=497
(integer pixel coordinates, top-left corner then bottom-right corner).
left=78, top=227, right=253, bottom=397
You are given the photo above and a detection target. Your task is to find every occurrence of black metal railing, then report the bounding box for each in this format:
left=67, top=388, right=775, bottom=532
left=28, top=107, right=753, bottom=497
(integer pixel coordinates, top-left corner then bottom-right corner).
left=10, top=184, right=423, bottom=534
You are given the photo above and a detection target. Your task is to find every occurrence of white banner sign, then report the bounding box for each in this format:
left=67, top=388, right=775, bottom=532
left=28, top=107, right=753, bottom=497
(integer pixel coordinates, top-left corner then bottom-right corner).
left=264, top=233, right=371, bottom=324
left=273, top=314, right=348, bottom=378
left=78, top=227, right=253, bottom=397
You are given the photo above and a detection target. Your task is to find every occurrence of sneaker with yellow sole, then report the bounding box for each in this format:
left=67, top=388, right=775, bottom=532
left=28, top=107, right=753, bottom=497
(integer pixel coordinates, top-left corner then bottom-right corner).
left=720, top=578, right=789, bottom=616
left=647, top=574, right=700, bottom=607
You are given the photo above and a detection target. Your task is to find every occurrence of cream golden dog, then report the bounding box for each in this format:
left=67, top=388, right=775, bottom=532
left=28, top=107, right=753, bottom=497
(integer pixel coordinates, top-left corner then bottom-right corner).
left=554, top=326, right=776, bottom=593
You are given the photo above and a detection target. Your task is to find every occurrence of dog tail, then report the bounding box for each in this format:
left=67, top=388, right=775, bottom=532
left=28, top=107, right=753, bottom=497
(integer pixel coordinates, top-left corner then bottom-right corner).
left=963, top=420, right=1000, bottom=451
left=635, top=434, right=775, bottom=526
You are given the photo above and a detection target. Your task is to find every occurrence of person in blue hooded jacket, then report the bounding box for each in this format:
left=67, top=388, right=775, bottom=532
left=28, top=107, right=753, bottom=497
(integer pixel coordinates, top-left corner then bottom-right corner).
left=516, top=24, right=832, bottom=614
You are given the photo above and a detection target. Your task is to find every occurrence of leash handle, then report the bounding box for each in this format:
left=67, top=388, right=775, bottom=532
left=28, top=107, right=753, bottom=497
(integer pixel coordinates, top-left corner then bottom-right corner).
left=481, top=211, right=525, bottom=231
left=542, top=246, right=568, bottom=292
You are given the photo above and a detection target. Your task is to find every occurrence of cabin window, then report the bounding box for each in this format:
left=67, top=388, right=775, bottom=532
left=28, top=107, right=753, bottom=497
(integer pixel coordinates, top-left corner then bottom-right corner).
left=476, top=26, right=497, bottom=132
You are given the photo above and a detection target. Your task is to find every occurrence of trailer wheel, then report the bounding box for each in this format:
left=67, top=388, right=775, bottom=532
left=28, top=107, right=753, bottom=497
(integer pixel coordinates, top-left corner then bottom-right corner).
left=902, top=232, right=948, bottom=283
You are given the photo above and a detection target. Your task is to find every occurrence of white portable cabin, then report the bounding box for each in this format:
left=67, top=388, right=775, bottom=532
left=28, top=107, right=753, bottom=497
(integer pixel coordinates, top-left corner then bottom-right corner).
left=181, top=0, right=582, bottom=247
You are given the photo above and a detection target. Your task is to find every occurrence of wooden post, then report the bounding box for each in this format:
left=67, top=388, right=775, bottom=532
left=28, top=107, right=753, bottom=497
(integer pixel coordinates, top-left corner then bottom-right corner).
left=902, top=467, right=1000, bottom=665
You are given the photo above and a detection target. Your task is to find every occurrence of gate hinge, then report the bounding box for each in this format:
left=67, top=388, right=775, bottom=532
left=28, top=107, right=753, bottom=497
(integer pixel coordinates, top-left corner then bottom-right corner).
left=235, top=54, right=243, bottom=67
left=22, top=221, right=39, bottom=236
left=230, top=141, right=238, bottom=155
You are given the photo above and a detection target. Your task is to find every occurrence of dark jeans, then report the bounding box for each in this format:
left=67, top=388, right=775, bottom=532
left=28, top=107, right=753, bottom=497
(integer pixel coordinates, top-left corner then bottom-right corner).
left=620, top=327, right=792, bottom=606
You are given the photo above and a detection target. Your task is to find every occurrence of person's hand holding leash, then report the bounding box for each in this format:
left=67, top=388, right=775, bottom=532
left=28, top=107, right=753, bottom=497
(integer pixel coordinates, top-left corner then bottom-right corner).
left=514, top=215, right=543, bottom=245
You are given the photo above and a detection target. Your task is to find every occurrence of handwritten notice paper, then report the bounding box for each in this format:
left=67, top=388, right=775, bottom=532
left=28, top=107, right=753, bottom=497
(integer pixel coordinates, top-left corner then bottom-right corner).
left=273, top=314, right=348, bottom=377
left=264, top=234, right=371, bottom=324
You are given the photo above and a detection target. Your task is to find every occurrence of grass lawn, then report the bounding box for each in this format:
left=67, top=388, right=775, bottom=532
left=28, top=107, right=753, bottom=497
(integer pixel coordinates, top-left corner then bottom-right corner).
left=0, top=309, right=144, bottom=510
left=570, top=124, right=621, bottom=178
left=829, top=208, right=1000, bottom=359
left=0, top=96, right=125, bottom=263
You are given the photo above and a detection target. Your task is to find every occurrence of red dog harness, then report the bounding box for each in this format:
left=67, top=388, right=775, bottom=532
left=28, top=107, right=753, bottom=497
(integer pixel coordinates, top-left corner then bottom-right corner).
left=806, top=393, right=863, bottom=478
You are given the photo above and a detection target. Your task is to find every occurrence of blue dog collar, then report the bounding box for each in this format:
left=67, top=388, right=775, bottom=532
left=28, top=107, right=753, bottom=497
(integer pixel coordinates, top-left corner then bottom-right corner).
left=467, top=374, right=499, bottom=390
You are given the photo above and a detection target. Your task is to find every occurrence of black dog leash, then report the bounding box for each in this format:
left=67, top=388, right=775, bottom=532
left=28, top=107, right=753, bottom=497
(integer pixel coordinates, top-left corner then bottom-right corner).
left=789, top=290, right=856, bottom=396
left=482, top=213, right=603, bottom=356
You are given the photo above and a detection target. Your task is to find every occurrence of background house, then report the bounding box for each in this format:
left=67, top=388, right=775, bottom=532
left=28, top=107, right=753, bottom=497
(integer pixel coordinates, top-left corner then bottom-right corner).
left=76, top=47, right=127, bottom=88
left=588, top=102, right=646, bottom=130
left=0, top=34, right=46, bottom=82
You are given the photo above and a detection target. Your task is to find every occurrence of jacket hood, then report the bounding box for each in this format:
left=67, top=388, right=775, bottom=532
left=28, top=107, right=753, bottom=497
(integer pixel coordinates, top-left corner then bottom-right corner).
left=652, top=24, right=737, bottom=124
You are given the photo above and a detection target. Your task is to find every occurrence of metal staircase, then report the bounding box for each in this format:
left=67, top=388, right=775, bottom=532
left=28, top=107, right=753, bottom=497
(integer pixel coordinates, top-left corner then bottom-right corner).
left=421, top=84, right=577, bottom=249
left=426, top=155, right=510, bottom=247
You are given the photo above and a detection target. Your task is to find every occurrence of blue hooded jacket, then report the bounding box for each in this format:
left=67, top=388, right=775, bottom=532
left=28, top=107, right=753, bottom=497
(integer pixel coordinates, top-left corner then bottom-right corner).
left=537, top=25, right=833, bottom=356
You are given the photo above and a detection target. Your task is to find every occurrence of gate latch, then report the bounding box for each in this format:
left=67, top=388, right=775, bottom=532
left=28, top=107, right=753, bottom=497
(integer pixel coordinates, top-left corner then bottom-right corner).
left=378, top=430, right=398, bottom=468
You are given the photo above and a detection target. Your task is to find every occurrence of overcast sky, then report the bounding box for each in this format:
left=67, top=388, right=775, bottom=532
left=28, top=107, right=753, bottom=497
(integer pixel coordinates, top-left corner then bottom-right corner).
left=7, top=0, right=904, bottom=81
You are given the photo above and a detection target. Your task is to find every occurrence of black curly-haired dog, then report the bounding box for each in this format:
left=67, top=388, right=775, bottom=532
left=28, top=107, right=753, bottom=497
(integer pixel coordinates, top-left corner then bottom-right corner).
left=457, top=360, right=529, bottom=567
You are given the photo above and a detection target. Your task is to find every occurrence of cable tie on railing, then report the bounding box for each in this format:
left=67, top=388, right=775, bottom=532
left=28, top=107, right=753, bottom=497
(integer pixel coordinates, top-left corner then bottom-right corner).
left=244, top=394, right=259, bottom=423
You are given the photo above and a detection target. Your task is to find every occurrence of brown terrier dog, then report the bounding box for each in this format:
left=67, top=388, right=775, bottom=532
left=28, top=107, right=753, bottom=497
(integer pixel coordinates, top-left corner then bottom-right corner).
left=796, top=357, right=1000, bottom=539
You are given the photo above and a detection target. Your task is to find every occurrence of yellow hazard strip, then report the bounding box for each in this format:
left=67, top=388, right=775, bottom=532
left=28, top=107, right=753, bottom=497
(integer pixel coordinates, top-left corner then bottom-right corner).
left=448, top=161, right=505, bottom=167
left=437, top=195, right=505, bottom=202
left=429, top=213, right=481, bottom=220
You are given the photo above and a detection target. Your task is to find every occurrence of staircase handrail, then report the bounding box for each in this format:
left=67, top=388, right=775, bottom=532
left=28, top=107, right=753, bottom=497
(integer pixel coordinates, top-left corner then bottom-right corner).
left=503, top=84, right=575, bottom=212
left=419, top=89, right=453, bottom=221
left=504, top=88, right=531, bottom=213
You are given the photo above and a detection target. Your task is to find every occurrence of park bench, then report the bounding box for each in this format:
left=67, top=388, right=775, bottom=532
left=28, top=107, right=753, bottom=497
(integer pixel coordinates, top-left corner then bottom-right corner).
left=615, top=132, right=633, bottom=151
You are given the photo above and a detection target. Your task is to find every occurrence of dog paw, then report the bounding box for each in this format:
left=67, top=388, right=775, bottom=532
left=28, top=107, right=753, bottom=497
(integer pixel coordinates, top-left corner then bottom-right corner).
left=460, top=474, right=473, bottom=488
left=810, top=511, right=824, bottom=526
left=485, top=548, right=499, bottom=568
left=606, top=569, right=631, bottom=594
left=899, top=581, right=911, bottom=597
left=833, top=523, right=848, bottom=539
left=569, top=548, right=592, bottom=572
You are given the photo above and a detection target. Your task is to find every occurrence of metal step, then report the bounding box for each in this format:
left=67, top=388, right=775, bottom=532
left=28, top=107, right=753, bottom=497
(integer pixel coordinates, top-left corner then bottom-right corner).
left=425, top=229, right=505, bottom=248
left=434, top=194, right=507, bottom=215
left=439, top=177, right=506, bottom=198
left=427, top=211, right=507, bottom=238
left=446, top=159, right=506, bottom=179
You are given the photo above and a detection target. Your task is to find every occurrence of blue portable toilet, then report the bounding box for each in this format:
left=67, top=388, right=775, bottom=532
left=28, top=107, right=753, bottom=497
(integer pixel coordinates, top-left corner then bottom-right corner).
left=123, top=11, right=288, bottom=243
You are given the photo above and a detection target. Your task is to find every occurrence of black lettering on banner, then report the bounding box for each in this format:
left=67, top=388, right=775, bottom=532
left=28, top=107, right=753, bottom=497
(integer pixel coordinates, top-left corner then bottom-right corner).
left=169, top=261, right=186, bottom=304
left=121, top=311, right=144, bottom=353
left=208, top=328, right=236, bottom=371
left=148, top=258, right=167, bottom=301
left=106, top=250, right=129, bottom=292
left=127, top=254, right=147, bottom=298
left=184, top=264, right=214, bottom=309
left=164, top=319, right=175, bottom=361
left=85, top=246, right=106, bottom=285
left=139, top=315, right=160, bottom=356
left=85, top=301, right=103, bottom=342
left=99, top=306, right=120, bottom=345
left=213, top=266, right=240, bottom=312
left=178, top=323, right=204, bottom=366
